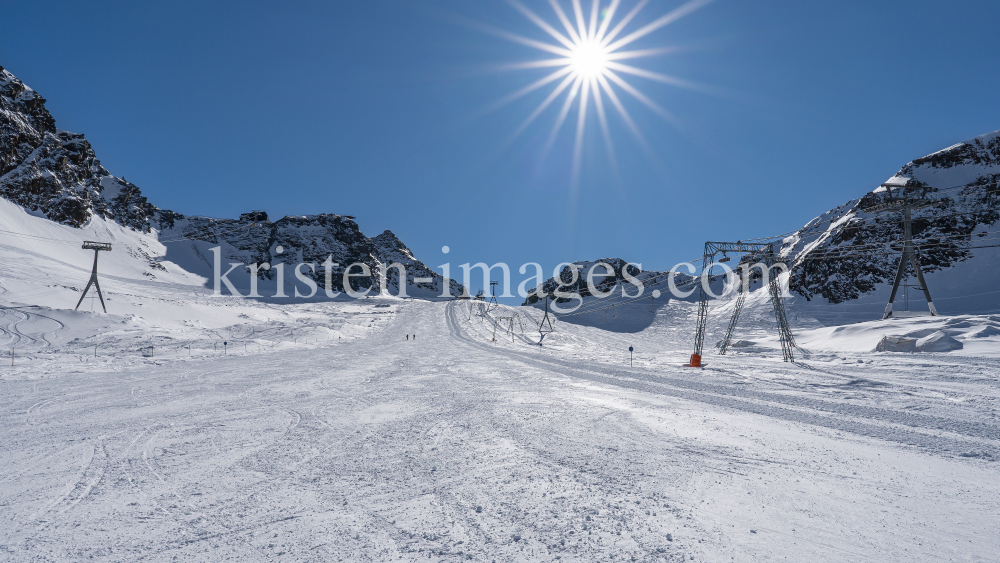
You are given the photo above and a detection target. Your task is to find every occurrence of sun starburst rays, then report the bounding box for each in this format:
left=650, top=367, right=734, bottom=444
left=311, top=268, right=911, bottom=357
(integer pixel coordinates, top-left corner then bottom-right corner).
left=492, top=0, right=712, bottom=184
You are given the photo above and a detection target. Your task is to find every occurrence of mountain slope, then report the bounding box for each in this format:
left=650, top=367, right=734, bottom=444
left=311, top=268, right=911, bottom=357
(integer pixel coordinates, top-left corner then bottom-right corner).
left=0, top=65, right=461, bottom=298
left=782, top=130, right=1000, bottom=310
left=525, top=132, right=1000, bottom=332
left=0, top=67, right=162, bottom=230
left=158, top=214, right=464, bottom=297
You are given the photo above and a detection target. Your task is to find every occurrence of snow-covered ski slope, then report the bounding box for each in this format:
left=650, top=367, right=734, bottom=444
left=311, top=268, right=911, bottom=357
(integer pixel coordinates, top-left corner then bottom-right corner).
left=3, top=159, right=1000, bottom=561
left=2, top=135, right=1000, bottom=560
left=3, top=289, right=1000, bottom=561
left=4, top=60, right=1000, bottom=561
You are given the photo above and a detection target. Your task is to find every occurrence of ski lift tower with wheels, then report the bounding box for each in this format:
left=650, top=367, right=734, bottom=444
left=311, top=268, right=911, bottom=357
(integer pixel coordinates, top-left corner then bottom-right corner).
left=865, top=183, right=939, bottom=319
left=690, top=241, right=797, bottom=367
left=487, top=281, right=500, bottom=312
left=536, top=294, right=555, bottom=345
left=75, top=241, right=112, bottom=313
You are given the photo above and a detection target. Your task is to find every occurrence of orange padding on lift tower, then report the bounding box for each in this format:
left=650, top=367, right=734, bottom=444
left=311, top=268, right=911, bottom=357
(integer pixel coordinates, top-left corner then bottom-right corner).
left=689, top=353, right=702, bottom=368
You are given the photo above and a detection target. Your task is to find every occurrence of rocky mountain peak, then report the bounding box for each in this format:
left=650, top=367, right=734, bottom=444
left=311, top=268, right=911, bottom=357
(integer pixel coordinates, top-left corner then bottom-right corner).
left=0, top=65, right=164, bottom=229
left=784, top=129, right=1000, bottom=304
left=0, top=66, right=56, bottom=138
left=903, top=130, right=1000, bottom=172
left=370, top=230, right=411, bottom=255
left=0, top=65, right=464, bottom=298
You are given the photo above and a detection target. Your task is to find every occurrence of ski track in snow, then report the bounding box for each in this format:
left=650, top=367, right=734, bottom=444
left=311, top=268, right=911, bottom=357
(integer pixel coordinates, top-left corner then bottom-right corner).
left=3, top=97, right=1000, bottom=561
left=446, top=304, right=1000, bottom=457
left=0, top=300, right=999, bottom=562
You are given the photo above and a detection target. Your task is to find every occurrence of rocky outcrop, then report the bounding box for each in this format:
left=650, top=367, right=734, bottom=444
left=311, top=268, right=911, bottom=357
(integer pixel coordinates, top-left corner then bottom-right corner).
left=162, top=215, right=462, bottom=296
left=783, top=130, right=1000, bottom=304
left=0, top=66, right=163, bottom=229
left=369, top=230, right=465, bottom=296
left=0, top=65, right=463, bottom=297
left=522, top=258, right=646, bottom=305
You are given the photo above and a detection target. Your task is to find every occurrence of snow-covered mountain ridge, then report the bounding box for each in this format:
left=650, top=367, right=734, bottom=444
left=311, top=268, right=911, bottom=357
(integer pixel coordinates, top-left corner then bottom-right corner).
left=523, top=131, right=1000, bottom=329
left=159, top=212, right=463, bottom=297
left=0, top=65, right=461, bottom=297
left=0, top=67, right=157, bottom=230
left=782, top=130, right=1000, bottom=306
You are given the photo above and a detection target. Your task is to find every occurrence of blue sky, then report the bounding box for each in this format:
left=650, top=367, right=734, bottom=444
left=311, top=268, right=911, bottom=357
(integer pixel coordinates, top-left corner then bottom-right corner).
left=3, top=0, right=999, bottom=298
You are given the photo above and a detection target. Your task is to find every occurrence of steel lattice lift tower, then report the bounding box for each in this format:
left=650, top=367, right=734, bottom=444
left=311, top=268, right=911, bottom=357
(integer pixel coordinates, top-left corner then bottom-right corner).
left=493, top=316, right=520, bottom=343
left=690, top=241, right=796, bottom=366
left=537, top=294, right=555, bottom=338
left=487, top=281, right=500, bottom=312
left=866, top=183, right=938, bottom=319
left=75, top=241, right=112, bottom=313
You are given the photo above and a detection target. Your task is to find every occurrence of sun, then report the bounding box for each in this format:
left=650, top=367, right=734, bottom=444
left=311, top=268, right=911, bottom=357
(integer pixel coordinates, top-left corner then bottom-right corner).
left=569, top=39, right=608, bottom=78
left=480, top=0, right=715, bottom=184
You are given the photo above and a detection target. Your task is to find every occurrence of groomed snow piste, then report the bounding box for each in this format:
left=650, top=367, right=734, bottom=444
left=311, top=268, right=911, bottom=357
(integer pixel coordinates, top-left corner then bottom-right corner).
left=2, top=232, right=1000, bottom=561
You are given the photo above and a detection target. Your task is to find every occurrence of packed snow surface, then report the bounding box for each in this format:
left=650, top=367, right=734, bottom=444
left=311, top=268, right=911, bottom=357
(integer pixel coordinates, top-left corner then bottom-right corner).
left=2, top=173, right=1000, bottom=561
left=4, top=64, right=1000, bottom=560
left=2, top=288, right=999, bottom=562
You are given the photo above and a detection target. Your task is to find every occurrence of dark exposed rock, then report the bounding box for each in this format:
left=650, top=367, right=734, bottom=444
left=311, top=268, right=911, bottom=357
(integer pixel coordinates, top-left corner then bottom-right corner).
left=1, top=66, right=157, bottom=229
left=784, top=130, right=1000, bottom=304
left=524, top=258, right=644, bottom=305
left=370, top=230, right=466, bottom=296
left=0, top=65, right=463, bottom=296
left=164, top=214, right=463, bottom=295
